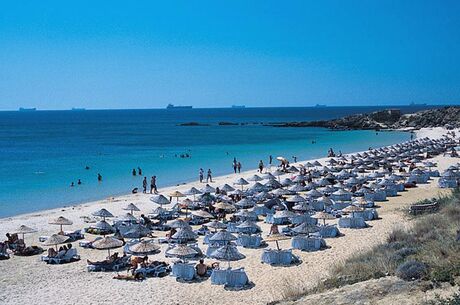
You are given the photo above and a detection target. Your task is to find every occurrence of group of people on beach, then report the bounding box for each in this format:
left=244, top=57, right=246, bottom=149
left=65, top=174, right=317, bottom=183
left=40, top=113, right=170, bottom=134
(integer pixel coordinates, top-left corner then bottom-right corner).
left=232, top=158, right=242, bottom=173
left=199, top=168, right=213, bottom=183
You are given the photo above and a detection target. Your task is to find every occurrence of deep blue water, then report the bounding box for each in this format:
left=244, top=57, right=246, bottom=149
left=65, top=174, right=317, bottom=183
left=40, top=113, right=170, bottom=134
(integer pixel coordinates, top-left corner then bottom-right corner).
left=0, top=106, right=434, bottom=217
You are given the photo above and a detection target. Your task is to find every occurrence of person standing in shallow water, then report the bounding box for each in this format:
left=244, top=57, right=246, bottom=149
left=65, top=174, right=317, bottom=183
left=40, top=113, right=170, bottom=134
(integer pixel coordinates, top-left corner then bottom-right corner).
left=138, top=167, right=142, bottom=176
left=258, top=160, right=264, bottom=173
left=269, top=155, right=273, bottom=165
left=199, top=168, right=204, bottom=183
left=233, top=158, right=237, bottom=173
left=150, top=176, right=158, bottom=194
left=237, top=162, right=241, bottom=173
left=132, top=168, right=136, bottom=176
left=97, top=173, right=102, bottom=182
left=207, top=169, right=213, bottom=182
left=142, top=177, right=147, bottom=193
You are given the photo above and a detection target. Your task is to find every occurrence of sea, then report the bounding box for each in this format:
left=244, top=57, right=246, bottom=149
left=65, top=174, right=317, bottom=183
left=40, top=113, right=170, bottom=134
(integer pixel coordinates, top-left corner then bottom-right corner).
left=0, top=105, right=436, bottom=217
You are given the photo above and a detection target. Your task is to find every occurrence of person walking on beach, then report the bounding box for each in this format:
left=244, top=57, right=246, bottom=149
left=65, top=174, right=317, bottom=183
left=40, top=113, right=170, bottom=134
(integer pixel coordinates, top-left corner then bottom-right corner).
left=97, top=173, right=102, bottom=182
left=237, top=162, right=241, bottom=173
left=207, top=169, right=213, bottom=183
left=293, top=156, right=297, bottom=163
left=150, top=176, right=158, bottom=194
left=199, top=168, right=204, bottom=183
left=142, top=177, right=147, bottom=193
left=258, top=160, right=264, bottom=173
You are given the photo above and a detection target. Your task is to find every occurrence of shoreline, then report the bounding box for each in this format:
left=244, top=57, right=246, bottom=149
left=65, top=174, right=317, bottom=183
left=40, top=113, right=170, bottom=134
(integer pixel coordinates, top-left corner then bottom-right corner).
left=0, top=128, right=417, bottom=222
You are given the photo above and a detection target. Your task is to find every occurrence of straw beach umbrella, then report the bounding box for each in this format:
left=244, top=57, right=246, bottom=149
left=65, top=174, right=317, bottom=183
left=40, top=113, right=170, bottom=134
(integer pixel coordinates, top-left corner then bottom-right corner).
left=92, top=208, right=114, bottom=221
left=214, top=201, right=235, bottom=212
left=204, top=220, right=227, bottom=232
left=210, top=244, right=245, bottom=268
left=234, top=178, right=249, bottom=190
left=184, top=187, right=202, bottom=201
left=264, top=234, right=290, bottom=251
left=49, top=216, right=73, bottom=234
left=14, top=225, right=37, bottom=242
left=169, top=190, right=185, bottom=203
left=209, top=230, right=237, bottom=243
left=312, top=211, right=335, bottom=225
left=191, top=210, right=214, bottom=219
left=166, top=244, right=197, bottom=262
left=123, top=203, right=140, bottom=215
left=128, top=240, right=160, bottom=255
left=150, top=194, right=171, bottom=207
left=43, top=234, right=70, bottom=251
left=92, top=236, right=124, bottom=257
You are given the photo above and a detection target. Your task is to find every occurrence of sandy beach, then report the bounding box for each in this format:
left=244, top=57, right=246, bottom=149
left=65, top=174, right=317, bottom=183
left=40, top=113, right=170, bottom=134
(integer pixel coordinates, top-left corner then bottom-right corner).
left=0, top=127, right=458, bottom=305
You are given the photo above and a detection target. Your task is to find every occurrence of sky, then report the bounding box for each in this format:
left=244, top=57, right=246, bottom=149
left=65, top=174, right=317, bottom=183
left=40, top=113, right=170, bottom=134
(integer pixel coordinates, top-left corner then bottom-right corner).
left=1, top=0, right=460, bottom=110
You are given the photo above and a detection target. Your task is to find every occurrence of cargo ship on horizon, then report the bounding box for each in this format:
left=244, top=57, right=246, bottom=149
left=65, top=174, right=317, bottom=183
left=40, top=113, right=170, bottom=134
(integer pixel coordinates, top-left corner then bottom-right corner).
left=18, top=107, right=37, bottom=112
left=166, top=103, right=193, bottom=109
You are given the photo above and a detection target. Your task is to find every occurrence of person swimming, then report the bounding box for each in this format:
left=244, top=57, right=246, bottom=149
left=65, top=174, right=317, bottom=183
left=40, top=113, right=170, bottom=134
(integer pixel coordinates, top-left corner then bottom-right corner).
left=77, top=179, right=82, bottom=185
left=70, top=182, right=74, bottom=187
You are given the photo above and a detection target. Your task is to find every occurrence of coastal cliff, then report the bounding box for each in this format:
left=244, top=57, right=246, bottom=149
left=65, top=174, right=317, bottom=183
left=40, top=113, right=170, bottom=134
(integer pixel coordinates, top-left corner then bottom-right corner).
left=270, top=106, right=460, bottom=130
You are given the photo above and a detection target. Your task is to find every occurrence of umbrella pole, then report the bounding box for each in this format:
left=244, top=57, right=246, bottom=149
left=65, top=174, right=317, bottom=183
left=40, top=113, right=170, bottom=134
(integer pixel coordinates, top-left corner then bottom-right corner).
left=276, top=240, right=280, bottom=251
left=108, top=248, right=111, bottom=258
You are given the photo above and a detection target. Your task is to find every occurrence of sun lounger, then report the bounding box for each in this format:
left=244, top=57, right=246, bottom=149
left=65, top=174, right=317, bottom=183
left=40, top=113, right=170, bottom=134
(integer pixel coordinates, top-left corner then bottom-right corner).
left=261, top=249, right=298, bottom=265
left=236, top=234, right=263, bottom=248
left=171, top=262, right=196, bottom=281
left=135, top=262, right=170, bottom=278
left=373, top=190, right=387, bottom=201
left=14, top=246, right=44, bottom=256
left=87, top=255, right=131, bottom=272
left=338, top=216, right=367, bottom=228
left=291, top=236, right=324, bottom=251
left=42, top=248, right=80, bottom=264
left=317, top=225, right=340, bottom=238
left=211, top=268, right=249, bottom=288
left=350, top=209, right=378, bottom=221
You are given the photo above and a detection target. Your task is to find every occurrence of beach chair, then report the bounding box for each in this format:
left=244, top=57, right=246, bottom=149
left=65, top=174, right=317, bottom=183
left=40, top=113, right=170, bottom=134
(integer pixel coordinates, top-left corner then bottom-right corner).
left=373, top=190, right=387, bottom=201
left=87, top=255, right=131, bottom=272
left=0, top=242, right=9, bottom=260
left=338, top=216, right=367, bottom=229
left=318, top=225, right=340, bottom=238
left=226, top=268, right=249, bottom=288
left=236, top=234, right=262, bottom=248
left=261, top=249, right=294, bottom=265
left=135, top=262, right=170, bottom=278
left=210, top=268, right=249, bottom=287
left=171, top=262, right=196, bottom=281
left=42, top=248, right=80, bottom=264
left=291, top=236, right=323, bottom=252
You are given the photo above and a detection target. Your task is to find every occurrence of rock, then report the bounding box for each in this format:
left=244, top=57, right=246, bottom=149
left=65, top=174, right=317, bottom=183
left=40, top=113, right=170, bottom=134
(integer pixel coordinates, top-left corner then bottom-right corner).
left=270, top=107, right=460, bottom=131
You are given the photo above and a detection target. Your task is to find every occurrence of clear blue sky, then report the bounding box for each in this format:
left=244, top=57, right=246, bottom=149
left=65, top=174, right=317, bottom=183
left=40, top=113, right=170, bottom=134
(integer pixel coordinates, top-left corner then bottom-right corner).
left=1, top=0, right=460, bottom=110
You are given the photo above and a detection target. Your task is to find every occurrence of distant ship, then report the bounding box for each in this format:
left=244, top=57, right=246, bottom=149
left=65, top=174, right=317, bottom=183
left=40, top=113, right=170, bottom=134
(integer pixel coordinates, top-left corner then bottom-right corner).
left=231, top=105, right=246, bottom=108
left=314, top=104, right=327, bottom=108
left=71, top=107, right=86, bottom=111
left=19, top=107, right=37, bottom=112
left=409, top=102, right=427, bottom=106
left=166, top=104, right=193, bottom=109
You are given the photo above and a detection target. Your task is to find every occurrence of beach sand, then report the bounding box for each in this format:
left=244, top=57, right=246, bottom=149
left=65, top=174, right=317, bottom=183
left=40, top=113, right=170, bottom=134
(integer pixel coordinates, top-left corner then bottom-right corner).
left=0, top=127, right=458, bottom=305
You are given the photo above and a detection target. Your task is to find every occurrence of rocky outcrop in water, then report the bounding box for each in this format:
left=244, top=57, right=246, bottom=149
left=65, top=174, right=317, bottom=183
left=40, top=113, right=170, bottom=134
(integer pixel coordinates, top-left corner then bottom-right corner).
left=270, top=107, right=460, bottom=130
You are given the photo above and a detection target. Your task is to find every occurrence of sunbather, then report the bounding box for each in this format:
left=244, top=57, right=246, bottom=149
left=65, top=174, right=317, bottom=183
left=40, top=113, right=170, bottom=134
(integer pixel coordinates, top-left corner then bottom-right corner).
left=48, top=248, right=57, bottom=258
left=195, top=259, right=207, bottom=277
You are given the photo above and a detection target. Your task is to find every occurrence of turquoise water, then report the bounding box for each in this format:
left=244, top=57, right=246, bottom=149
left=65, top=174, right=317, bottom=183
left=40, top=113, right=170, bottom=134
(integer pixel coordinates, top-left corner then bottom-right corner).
left=0, top=106, right=425, bottom=217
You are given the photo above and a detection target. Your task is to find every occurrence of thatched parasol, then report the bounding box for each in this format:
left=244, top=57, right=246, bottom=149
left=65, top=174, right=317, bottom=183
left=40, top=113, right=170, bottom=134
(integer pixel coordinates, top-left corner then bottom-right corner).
left=48, top=216, right=73, bottom=233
